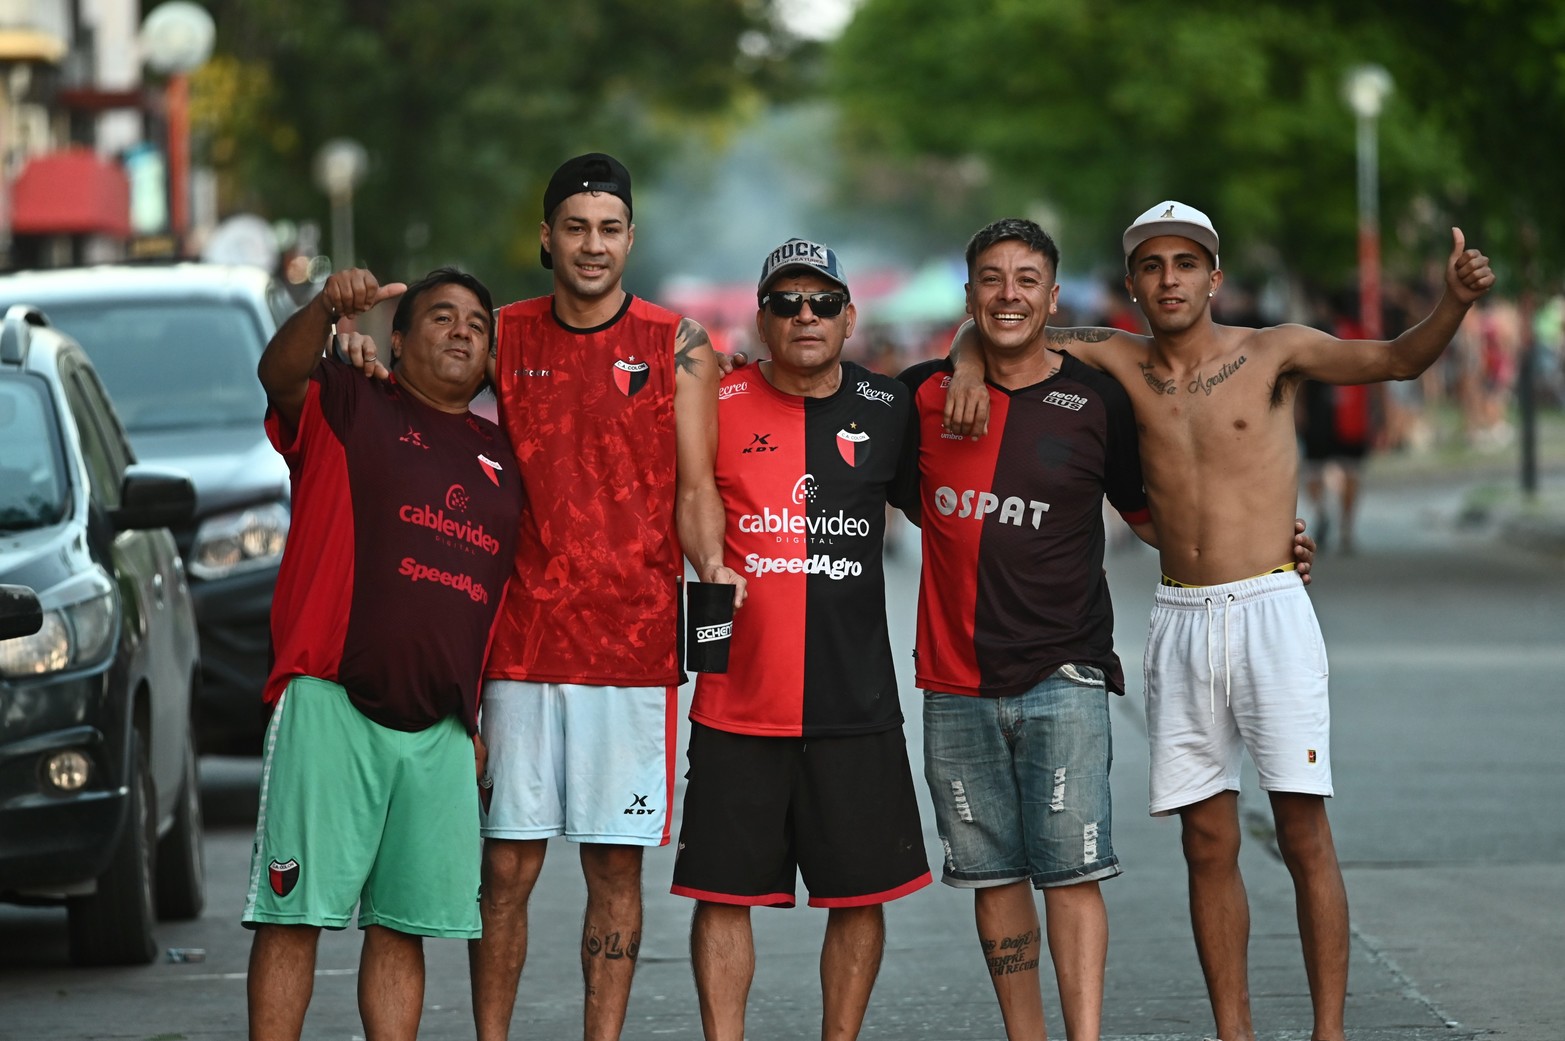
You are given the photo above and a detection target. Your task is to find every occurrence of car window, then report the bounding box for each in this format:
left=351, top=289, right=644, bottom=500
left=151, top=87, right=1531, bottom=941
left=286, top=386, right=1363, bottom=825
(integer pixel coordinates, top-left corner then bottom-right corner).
left=60, top=362, right=124, bottom=510
left=0, top=374, right=69, bottom=530
left=36, top=300, right=270, bottom=433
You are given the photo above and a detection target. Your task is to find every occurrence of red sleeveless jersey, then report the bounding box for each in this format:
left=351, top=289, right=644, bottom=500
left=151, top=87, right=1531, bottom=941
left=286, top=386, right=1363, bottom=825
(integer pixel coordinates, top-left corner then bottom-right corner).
left=485, top=294, right=684, bottom=686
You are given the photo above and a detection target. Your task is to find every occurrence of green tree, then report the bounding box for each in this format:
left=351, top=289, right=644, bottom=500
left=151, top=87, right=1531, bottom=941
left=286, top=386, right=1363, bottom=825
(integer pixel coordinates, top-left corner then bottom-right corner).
left=830, top=0, right=1508, bottom=289
left=194, top=0, right=807, bottom=301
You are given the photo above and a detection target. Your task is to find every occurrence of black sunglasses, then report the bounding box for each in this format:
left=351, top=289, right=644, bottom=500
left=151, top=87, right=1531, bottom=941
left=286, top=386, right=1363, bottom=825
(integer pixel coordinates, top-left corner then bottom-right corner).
left=760, top=291, right=849, bottom=319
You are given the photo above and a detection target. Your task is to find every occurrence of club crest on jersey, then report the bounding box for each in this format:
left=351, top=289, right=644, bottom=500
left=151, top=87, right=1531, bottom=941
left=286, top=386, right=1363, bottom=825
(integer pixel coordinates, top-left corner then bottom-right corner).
left=477, top=453, right=503, bottom=487
left=269, top=858, right=300, bottom=897
left=614, top=357, right=650, bottom=397
left=836, top=423, right=871, bottom=468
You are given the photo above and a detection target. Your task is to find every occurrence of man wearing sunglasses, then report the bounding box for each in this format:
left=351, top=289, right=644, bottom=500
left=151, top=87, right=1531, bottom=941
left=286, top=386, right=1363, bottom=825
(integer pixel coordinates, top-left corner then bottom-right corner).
left=671, top=238, right=930, bottom=1041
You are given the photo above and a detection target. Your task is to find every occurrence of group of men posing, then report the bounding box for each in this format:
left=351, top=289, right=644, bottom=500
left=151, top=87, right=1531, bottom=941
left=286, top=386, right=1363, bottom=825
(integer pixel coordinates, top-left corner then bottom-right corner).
left=244, top=151, right=1494, bottom=1041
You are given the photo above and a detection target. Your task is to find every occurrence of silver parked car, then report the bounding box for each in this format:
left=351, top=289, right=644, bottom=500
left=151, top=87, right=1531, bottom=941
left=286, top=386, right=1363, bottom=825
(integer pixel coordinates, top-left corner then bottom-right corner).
left=0, top=265, right=299, bottom=754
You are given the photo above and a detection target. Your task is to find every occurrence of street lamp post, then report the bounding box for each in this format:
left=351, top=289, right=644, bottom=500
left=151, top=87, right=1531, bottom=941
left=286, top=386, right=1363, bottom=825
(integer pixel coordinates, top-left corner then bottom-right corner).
left=1343, top=64, right=1393, bottom=340
left=313, top=139, right=368, bottom=269
left=140, top=1, right=215, bottom=257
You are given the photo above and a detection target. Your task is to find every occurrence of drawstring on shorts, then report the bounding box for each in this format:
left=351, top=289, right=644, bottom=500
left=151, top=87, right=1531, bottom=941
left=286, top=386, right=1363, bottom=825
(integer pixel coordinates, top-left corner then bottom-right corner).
left=1204, top=593, right=1236, bottom=722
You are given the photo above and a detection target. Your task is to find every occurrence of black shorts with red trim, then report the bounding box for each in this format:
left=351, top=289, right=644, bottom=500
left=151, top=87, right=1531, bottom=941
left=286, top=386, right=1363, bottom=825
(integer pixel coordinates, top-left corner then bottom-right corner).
left=671, top=722, right=931, bottom=908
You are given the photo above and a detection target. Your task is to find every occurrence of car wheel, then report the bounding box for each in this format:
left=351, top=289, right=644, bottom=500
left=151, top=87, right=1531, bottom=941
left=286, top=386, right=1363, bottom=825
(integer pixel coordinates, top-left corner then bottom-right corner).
left=155, top=722, right=205, bottom=920
left=67, top=731, right=158, bottom=966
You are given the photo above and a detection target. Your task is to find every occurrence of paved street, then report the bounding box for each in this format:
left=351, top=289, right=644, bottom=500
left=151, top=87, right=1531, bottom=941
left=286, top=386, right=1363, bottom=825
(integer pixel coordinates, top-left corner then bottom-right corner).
left=2, top=470, right=1561, bottom=1041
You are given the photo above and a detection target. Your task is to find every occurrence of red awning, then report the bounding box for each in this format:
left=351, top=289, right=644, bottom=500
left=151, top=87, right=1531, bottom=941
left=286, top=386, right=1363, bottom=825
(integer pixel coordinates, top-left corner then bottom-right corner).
left=11, top=148, right=131, bottom=237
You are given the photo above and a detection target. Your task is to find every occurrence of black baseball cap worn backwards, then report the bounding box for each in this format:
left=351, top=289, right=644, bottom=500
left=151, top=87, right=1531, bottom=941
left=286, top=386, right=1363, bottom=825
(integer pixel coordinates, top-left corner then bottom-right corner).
left=540, top=152, right=633, bottom=270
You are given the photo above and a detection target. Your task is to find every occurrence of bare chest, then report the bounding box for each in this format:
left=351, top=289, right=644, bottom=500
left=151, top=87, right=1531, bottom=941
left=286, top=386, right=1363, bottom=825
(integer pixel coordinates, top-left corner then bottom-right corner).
left=1120, top=351, right=1292, bottom=460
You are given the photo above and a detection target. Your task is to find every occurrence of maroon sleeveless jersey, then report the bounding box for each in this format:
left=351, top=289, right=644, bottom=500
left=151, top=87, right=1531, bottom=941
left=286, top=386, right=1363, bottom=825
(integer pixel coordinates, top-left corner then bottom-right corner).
left=263, top=362, right=521, bottom=732
left=485, top=294, right=684, bottom=686
left=899, top=353, right=1149, bottom=697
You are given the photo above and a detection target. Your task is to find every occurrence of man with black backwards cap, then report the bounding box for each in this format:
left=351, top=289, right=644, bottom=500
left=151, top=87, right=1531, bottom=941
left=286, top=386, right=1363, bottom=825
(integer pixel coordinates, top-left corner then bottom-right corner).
left=944, top=202, right=1494, bottom=1041
left=471, top=153, right=745, bottom=1041
left=670, top=238, right=930, bottom=1041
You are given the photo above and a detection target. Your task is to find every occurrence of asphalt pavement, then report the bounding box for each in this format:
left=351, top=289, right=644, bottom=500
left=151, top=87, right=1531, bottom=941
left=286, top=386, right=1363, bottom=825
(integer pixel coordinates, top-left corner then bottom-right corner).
left=1, top=463, right=1561, bottom=1041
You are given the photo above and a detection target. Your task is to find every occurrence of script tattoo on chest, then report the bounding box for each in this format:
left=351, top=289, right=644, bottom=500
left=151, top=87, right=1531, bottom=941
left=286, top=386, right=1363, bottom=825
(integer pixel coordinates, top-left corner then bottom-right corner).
left=1139, top=362, right=1177, bottom=396
left=1188, top=354, right=1247, bottom=396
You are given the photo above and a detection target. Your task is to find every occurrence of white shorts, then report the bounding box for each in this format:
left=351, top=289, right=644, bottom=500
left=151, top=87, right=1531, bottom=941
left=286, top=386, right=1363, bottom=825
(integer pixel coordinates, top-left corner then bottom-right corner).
left=1143, top=571, right=1332, bottom=816
left=479, top=681, right=675, bottom=846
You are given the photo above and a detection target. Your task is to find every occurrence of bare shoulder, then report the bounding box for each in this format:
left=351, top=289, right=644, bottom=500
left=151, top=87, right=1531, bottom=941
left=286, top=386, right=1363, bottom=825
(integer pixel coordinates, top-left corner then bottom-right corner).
left=1238, top=321, right=1335, bottom=370
left=674, top=316, right=713, bottom=377
left=1235, top=321, right=1344, bottom=353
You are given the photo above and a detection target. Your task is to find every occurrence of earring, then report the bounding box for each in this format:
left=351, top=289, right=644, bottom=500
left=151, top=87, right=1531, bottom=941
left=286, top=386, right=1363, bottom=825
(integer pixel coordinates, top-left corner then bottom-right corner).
left=1208, top=292, right=1214, bottom=298
left=1131, top=297, right=1138, bottom=303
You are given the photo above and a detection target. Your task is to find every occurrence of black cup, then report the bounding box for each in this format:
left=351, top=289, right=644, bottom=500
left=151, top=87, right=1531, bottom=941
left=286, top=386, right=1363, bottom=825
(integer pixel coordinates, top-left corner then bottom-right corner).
left=685, top=582, right=735, bottom=674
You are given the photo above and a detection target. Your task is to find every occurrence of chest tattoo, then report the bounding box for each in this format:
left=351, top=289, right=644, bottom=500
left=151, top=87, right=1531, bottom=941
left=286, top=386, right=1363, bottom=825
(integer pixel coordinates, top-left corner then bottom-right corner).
left=1187, top=355, right=1247, bottom=396
left=1139, top=362, right=1177, bottom=396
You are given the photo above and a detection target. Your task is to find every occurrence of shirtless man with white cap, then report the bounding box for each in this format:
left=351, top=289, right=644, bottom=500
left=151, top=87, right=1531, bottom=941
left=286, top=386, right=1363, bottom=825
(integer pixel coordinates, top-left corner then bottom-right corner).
left=944, top=200, right=1494, bottom=1041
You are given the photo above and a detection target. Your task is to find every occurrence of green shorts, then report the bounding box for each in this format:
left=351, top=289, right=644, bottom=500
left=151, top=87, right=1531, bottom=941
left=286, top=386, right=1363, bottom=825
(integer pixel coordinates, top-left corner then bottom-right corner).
left=242, top=677, right=482, bottom=938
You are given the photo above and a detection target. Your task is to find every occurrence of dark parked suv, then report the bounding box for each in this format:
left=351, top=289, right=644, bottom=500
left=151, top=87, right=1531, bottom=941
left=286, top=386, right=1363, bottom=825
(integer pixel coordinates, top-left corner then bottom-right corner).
left=0, top=264, right=298, bottom=753
left=0, top=306, right=204, bottom=964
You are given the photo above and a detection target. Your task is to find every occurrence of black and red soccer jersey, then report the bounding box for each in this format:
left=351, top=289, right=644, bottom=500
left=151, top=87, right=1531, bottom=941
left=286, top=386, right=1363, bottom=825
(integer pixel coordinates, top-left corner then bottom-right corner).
left=690, top=361, right=916, bottom=738
left=899, top=353, right=1149, bottom=698
left=264, top=361, right=521, bottom=732
left=485, top=294, right=685, bottom=687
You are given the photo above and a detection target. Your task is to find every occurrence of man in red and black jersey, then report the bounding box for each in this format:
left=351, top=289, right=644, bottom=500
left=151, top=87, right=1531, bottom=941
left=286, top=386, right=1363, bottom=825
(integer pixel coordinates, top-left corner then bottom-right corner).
left=246, top=267, right=521, bottom=1041
left=897, top=220, right=1155, bottom=1041
left=472, top=154, right=746, bottom=1041
left=671, top=239, right=929, bottom=1041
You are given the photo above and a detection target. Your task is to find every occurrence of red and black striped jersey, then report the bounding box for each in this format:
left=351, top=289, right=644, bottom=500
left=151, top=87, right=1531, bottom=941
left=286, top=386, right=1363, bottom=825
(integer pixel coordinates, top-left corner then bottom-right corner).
left=485, top=294, right=685, bottom=687
left=263, top=361, right=521, bottom=732
left=898, top=353, right=1148, bottom=698
left=690, top=361, right=916, bottom=737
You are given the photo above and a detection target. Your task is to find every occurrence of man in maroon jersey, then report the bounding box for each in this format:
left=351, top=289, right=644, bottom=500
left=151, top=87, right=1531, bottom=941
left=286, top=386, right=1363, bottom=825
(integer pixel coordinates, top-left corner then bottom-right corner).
left=670, top=239, right=930, bottom=1041
left=471, top=153, right=745, bottom=1041
left=246, top=267, right=520, bottom=1041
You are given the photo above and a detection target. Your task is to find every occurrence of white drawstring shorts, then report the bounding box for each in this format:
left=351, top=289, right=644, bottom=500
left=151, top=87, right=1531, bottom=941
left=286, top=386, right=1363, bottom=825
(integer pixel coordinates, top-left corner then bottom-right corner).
left=1143, top=570, right=1332, bottom=817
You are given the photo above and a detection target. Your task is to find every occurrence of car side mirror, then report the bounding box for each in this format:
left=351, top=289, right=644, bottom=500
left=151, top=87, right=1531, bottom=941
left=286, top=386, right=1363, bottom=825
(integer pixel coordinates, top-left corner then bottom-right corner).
left=0, top=584, right=43, bottom=640
left=113, top=465, right=197, bottom=532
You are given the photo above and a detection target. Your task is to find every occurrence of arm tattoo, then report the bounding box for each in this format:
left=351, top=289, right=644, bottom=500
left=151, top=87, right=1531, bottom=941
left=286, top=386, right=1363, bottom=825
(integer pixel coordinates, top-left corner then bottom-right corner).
left=674, top=317, right=710, bottom=377
left=1140, top=362, right=1177, bottom=395
left=1047, top=327, right=1115, bottom=346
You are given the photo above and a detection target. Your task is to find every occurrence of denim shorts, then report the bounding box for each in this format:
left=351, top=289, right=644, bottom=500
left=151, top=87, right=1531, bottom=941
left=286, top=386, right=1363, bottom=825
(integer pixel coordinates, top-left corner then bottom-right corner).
left=923, top=664, right=1120, bottom=889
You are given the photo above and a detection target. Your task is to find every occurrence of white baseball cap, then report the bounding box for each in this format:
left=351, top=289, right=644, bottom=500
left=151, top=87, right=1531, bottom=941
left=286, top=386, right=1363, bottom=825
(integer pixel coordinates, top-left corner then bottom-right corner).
left=1123, top=200, right=1220, bottom=269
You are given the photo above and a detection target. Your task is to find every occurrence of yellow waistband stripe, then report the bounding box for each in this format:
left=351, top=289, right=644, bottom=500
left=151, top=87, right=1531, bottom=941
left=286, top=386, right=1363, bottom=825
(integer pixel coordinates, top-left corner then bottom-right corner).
left=1160, top=561, right=1296, bottom=588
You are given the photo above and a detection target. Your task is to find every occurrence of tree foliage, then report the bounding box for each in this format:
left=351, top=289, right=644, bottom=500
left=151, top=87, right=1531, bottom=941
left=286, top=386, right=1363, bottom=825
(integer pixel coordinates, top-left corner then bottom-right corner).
left=191, top=0, right=805, bottom=301
left=831, top=0, right=1556, bottom=289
